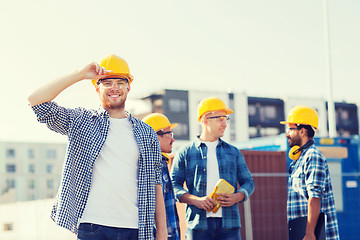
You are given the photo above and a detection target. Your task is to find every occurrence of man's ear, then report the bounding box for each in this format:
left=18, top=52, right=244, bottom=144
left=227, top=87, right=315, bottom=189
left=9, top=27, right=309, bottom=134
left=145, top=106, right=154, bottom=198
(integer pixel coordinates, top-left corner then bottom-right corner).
left=95, top=84, right=100, bottom=93
left=299, top=128, right=306, bottom=137
left=202, top=116, right=209, bottom=126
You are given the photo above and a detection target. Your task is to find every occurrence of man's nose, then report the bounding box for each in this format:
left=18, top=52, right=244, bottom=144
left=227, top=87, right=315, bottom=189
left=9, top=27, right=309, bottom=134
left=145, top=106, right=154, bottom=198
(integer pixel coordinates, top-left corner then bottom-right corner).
left=111, top=83, right=120, bottom=89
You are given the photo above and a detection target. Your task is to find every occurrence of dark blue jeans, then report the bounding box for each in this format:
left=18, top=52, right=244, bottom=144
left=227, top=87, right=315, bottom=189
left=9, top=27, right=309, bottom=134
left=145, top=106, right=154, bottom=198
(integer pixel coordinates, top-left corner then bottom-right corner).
left=77, top=223, right=138, bottom=240
left=185, top=218, right=241, bottom=240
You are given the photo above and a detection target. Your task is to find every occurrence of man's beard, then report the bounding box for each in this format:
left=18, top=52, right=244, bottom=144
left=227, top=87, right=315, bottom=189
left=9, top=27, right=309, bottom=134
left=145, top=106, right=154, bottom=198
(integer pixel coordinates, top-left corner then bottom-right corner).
left=105, top=101, right=125, bottom=110
left=101, top=96, right=126, bottom=110
left=288, top=136, right=301, bottom=148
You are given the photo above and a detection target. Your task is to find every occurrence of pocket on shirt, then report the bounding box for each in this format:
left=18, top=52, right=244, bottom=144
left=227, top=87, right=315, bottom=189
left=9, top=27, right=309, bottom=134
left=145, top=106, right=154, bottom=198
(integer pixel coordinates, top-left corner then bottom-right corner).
left=222, top=157, right=236, bottom=175
left=291, top=171, right=307, bottom=199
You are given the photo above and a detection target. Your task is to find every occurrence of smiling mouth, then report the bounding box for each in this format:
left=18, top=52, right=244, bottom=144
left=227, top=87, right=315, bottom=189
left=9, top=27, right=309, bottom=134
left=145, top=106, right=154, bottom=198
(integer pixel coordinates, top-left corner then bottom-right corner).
left=108, top=94, right=120, bottom=98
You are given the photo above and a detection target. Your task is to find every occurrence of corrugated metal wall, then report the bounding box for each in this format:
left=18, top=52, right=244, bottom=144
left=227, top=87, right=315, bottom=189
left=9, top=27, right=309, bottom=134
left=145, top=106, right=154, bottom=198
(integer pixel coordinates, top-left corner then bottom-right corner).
left=239, top=150, right=288, bottom=240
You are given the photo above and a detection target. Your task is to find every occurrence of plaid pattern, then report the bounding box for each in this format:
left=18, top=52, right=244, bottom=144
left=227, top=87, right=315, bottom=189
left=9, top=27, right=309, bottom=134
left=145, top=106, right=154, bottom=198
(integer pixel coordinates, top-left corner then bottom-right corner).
left=32, top=102, right=162, bottom=240
left=287, top=144, right=340, bottom=240
left=161, top=155, right=181, bottom=240
left=170, top=137, right=254, bottom=230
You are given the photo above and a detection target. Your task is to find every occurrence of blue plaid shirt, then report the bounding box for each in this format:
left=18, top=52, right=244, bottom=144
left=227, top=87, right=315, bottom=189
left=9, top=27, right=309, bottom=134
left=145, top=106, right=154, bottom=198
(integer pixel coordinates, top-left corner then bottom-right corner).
left=288, top=144, right=340, bottom=240
left=160, top=154, right=181, bottom=240
left=170, top=137, right=254, bottom=230
left=31, top=102, right=162, bottom=239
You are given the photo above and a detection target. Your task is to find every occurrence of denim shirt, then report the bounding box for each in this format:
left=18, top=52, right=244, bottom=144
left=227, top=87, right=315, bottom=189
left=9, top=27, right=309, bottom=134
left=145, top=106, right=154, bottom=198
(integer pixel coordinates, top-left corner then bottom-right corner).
left=170, top=137, right=254, bottom=230
left=31, top=102, right=162, bottom=240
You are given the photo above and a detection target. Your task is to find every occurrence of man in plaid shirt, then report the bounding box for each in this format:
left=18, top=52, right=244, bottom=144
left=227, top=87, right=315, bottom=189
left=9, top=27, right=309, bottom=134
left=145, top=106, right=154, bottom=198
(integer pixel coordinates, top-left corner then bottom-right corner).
left=28, top=54, right=167, bottom=240
left=281, top=105, right=340, bottom=240
left=171, top=97, right=254, bottom=240
left=143, top=113, right=181, bottom=240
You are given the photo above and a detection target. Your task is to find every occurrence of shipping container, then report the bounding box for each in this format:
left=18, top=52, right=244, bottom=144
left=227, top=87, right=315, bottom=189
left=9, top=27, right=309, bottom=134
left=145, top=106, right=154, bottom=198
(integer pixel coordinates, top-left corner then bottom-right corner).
left=236, top=134, right=360, bottom=240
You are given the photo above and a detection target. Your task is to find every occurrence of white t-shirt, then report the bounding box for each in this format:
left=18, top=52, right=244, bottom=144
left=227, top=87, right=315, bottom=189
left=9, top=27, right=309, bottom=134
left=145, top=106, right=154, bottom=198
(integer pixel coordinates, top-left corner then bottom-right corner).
left=80, top=117, right=139, bottom=229
left=204, top=140, right=223, bottom=218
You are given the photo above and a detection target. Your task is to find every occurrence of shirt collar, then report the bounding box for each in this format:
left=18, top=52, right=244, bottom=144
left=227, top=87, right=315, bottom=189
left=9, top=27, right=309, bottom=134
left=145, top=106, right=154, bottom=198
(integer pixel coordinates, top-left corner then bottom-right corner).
left=95, top=107, right=109, bottom=117
left=95, top=107, right=137, bottom=127
left=194, top=136, right=223, bottom=148
left=162, top=153, right=170, bottom=163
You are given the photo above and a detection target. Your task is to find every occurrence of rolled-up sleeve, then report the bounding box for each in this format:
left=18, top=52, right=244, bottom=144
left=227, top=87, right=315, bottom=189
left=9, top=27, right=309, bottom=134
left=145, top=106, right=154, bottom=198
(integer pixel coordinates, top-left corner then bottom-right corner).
left=31, top=101, right=72, bottom=136
left=304, top=152, right=326, bottom=198
left=236, top=151, right=255, bottom=203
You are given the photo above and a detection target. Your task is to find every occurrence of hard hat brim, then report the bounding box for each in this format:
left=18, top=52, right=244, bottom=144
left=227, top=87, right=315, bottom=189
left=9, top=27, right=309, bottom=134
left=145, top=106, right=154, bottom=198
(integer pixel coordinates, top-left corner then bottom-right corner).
left=225, top=108, right=234, bottom=115
left=280, top=121, right=318, bottom=129
left=91, top=73, right=134, bottom=86
left=170, top=123, right=178, bottom=130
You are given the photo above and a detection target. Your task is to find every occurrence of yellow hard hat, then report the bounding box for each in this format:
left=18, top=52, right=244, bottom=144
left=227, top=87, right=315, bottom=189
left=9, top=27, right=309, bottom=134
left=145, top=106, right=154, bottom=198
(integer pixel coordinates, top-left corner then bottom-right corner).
left=91, top=54, right=134, bottom=86
left=197, top=97, right=234, bottom=122
left=142, top=113, right=178, bottom=132
left=280, top=105, right=319, bottom=129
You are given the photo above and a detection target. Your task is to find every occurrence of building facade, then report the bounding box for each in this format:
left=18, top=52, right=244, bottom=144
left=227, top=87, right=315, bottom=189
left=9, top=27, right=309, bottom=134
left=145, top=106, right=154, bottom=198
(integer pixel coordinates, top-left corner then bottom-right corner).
left=0, top=141, right=66, bottom=203
left=139, top=89, right=359, bottom=149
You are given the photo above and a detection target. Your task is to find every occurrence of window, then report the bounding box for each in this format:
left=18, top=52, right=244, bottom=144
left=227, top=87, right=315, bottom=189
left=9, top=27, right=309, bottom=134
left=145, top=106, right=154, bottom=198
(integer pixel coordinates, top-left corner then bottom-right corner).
left=259, top=105, right=276, bottom=121
left=29, top=164, right=35, bottom=173
left=28, top=180, right=35, bottom=189
left=46, top=164, right=54, bottom=174
left=6, top=179, right=15, bottom=189
left=28, top=179, right=35, bottom=189
left=6, top=164, right=16, bottom=173
left=249, top=126, right=259, bottom=138
left=28, top=149, right=35, bottom=158
left=3, top=223, right=13, bottom=231
left=168, top=99, right=187, bottom=113
left=28, top=194, right=36, bottom=201
left=248, top=105, right=256, bottom=116
left=264, top=106, right=276, bottom=119
left=260, top=127, right=280, bottom=136
left=340, top=109, right=349, bottom=120
left=47, top=150, right=56, bottom=159
left=6, top=149, right=15, bottom=158
left=47, top=180, right=54, bottom=189
left=172, top=123, right=188, bottom=137
left=338, top=129, right=351, bottom=137
left=47, top=193, right=55, bottom=198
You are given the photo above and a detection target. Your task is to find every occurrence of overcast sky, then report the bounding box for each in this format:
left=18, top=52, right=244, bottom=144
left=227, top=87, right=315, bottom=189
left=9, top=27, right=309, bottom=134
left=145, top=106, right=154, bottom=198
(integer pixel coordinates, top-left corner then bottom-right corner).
left=1, top=0, right=359, bottom=142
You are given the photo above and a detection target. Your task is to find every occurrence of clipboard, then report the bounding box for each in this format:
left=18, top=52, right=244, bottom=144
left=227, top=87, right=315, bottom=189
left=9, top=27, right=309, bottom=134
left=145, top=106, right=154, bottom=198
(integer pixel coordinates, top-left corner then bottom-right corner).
left=208, top=179, right=235, bottom=213
left=288, top=212, right=325, bottom=240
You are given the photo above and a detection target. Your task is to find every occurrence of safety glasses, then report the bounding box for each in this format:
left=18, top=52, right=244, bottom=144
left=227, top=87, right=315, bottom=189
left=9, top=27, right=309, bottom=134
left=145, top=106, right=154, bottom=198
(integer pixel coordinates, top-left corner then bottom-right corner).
left=157, top=131, right=174, bottom=138
left=206, top=115, right=230, bottom=122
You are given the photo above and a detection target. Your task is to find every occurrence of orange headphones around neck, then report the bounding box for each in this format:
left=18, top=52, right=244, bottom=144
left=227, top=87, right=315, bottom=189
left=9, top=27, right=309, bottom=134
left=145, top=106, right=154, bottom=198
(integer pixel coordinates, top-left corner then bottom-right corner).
left=289, top=140, right=314, bottom=161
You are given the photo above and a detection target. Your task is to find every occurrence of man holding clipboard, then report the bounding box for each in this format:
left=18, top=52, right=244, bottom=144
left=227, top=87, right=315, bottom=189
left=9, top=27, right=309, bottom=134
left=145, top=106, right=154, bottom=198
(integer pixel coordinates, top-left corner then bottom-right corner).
left=281, top=106, right=340, bottom=240
left=171, top=97, right=254, bottom=240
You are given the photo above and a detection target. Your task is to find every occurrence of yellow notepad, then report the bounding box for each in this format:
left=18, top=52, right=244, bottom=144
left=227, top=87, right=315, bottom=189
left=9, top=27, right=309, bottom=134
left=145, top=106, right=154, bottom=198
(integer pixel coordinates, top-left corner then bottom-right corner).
left=208, top=179, right=235, bottom=213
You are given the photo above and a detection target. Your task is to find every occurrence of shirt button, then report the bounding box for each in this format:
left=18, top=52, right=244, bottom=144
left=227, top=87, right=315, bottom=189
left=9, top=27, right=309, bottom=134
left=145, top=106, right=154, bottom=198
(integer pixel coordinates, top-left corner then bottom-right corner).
left=203, top=169, right=206, bottom=172
left=204, top=156, right=207, bottom=159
